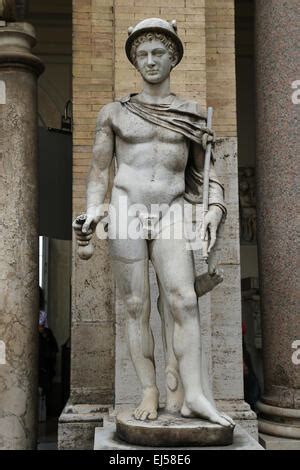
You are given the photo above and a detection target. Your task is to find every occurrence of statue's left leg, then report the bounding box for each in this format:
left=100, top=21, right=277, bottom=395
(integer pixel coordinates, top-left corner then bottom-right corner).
left=156, top=277, right=184, bottom=412
left=149, top=237, right=234, bottom=427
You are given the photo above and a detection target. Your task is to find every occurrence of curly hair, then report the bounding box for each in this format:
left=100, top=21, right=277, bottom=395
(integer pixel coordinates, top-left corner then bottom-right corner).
left=130, top=32, right=179, bottom=67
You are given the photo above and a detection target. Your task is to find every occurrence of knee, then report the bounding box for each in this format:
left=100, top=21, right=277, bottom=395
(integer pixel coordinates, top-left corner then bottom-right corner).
left=125, top=295, right=144, bottom=319
left=168, top=290, right=198, bottom=318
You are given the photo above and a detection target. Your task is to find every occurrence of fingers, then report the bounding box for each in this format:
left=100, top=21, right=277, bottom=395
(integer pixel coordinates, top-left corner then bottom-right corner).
left=76, top=232, right=93, bottom=244
left=202, top=239, right=209, bottom=260
left=202, top=130, right=216, bottom=150
left=202, top=133, right=208, bottom=150
left=77, top=240, right=90, bottom=247
left=76, top=231, right=93, bottom=239
left=73, top=223, right=92, bottom=235
left=72, top=220, right=82, bottom=232
left=201, top=219, right=208, bottom=241
left=72, top=214, right=94, bottom=249
left=208, top=256, right=216, bottom=275
left=208, top=226, right=217, bottom=253
left=82, top=215, right=94, bottom=233
left=203, top=207, right=220, bottom=256
left=72, top=215, right=89, bottom=233
left=208, top=130, right=216, bottom=144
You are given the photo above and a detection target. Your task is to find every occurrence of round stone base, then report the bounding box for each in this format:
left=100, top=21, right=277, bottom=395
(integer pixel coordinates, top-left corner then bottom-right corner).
left=257, top=401, right=300, bottom=439
left=116, top=409, right=234, bottom=447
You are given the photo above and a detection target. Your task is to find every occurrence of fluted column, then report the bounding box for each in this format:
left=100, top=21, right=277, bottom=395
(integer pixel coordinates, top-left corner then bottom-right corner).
left=0, top=17, right=44, bottom=449
left=255, top=0, right=300, bottom=443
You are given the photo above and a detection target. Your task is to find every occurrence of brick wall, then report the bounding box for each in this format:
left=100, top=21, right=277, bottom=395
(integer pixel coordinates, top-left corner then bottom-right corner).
left=205, top=0, right=237, bottom=137
left=73, top=0, right=114, bottom=214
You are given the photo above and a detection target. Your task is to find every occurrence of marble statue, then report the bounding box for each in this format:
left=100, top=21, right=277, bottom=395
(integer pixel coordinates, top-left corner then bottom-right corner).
left=73, top=18, right=234, bottom=430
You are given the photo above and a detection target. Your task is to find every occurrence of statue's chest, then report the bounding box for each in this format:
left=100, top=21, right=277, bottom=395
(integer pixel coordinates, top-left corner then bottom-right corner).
left=113, top=108, right=184, bottom=144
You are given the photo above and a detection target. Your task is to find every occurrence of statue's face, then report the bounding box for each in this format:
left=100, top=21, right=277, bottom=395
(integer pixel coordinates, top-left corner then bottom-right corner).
left=135, top=39, right=176, bottom=84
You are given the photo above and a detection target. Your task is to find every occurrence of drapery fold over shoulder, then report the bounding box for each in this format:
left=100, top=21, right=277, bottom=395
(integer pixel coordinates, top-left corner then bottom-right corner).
left=119, top=94, right=227, bottom=217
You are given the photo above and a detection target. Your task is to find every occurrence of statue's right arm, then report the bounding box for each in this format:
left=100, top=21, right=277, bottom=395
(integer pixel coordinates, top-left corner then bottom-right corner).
left=82, top=104, right=115, bottom=233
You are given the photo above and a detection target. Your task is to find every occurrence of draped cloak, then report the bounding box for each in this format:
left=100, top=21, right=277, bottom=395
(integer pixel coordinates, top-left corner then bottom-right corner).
left=119, top=94, right=227, bottom=217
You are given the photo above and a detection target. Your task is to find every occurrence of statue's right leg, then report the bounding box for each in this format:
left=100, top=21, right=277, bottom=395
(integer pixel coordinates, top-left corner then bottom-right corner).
left=109, top=237, right=159, bottom=421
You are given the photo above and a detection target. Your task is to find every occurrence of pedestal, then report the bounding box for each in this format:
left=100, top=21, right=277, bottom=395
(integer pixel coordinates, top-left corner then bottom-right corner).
left=116, top=409, right=234, bottom=447
left=94, top=418, right=263, bottom=450
left=58, top=402, right=106, bottom=450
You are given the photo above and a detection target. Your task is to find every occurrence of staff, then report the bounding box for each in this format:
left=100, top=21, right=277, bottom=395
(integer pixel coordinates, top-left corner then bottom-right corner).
left=201, top=106, right=213, bottom=261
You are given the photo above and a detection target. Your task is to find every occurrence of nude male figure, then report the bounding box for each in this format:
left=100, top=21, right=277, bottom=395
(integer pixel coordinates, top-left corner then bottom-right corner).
left=74, top=18, right=233, bottom=428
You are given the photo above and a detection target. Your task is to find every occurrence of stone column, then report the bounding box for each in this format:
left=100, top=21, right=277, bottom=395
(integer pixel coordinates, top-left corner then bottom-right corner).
left=255, top=0, right=300, bottom=448
left=0, top=20, right=44, bottom=449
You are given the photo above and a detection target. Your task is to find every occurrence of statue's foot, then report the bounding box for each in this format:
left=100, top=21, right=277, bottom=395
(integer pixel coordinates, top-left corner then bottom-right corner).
left=194, top=271, right=223, bottom=298
left=181, top=395, right=235, bottom=428
left=133, top=386, right=159, bottom=421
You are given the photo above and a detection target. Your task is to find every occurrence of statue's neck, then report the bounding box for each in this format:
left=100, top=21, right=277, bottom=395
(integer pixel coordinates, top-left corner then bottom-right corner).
left=140, top=77, right=172, bottom=104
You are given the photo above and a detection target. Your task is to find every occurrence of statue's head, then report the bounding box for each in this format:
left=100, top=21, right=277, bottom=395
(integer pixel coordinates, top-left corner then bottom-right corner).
left=126, top=18, right=184, bottom=84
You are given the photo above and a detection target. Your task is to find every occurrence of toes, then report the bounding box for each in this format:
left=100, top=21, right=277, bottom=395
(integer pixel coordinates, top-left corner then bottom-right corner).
left=136, top=408, right=148, bottom=420
left=148, top=411, right=157, bottom=420
left=140, top=411, right=149, bottom=421
left=221, top=414, right=235, bottom=427
left=133, top=408, right=157, bottom=421
left=136, top=408, right=144, bottom=420
left=217, top=416, right=233, bottom=428
left=224, top=416, right=234, bottom=426
left=133, top=408, right=141, bottom=420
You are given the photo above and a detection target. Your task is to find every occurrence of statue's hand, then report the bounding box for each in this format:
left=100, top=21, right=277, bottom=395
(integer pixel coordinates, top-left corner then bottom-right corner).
left=202, top=205, right=223, bottom=254
left=72, top=214, right=94, bottom=247
left=202, top=129, right=216, bottom=151
left=72, top=205, right=101, bottom=239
